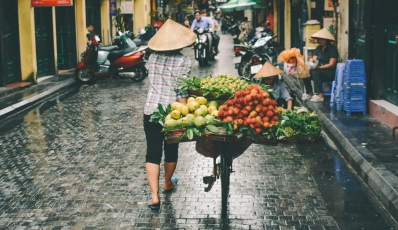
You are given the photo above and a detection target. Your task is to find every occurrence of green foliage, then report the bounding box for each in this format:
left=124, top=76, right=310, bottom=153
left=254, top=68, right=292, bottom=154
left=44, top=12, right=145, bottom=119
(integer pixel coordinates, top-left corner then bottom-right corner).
left=278, top=109, right=322, bottom=140
left=149, top=103, right=172, bottom=124
left=113, top=9, right=125, bottom=32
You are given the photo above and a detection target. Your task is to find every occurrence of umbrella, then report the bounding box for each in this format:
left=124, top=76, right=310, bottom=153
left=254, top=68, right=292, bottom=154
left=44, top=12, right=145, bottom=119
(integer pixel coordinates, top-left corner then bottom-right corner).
left=219, top=0, right=239, bottom=10
left=220, top=0, right=266, bottom=12
left=236, top=0, right=256, bottom=11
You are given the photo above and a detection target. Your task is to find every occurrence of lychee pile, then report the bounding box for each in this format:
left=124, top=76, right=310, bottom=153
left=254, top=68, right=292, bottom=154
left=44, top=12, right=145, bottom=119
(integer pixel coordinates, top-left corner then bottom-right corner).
left=217, top=84, right=281, bottom=134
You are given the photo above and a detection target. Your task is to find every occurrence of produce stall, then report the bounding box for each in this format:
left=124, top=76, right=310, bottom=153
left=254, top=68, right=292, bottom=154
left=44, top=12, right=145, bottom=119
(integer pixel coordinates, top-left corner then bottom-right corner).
left=150, top=74, right=322, bottom=217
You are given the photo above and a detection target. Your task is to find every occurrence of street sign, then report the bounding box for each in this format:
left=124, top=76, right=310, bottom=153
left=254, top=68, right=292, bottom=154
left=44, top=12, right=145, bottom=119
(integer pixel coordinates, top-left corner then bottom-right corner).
left=110, top=0, right=117, bottom=16
left=120, top=1, right=133, bottom=14
left=31, top=0, right=73, bottom=7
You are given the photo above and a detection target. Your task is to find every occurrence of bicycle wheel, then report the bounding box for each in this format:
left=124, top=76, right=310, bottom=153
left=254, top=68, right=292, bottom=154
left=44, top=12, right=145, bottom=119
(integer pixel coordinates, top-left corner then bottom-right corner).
left=220, top=142, right=230, bottom=218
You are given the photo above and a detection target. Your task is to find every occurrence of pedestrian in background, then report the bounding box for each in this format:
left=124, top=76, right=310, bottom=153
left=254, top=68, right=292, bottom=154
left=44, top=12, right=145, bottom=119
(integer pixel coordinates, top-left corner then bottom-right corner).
left=86, top=23, right=95, bottom=46
left=239, top=17, right=250, bottom=44
left=144, top=19, right=196, bottom=210
left=254, top=62, right=293, bottom=110
left=184, top=15, right=190, bottom=28
left=301, top=28, right=338, bottom=102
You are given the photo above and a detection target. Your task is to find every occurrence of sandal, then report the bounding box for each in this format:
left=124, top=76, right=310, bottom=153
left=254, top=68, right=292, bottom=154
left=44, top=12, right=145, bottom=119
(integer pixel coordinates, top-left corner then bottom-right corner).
left=148, top=200, right=161, bottom=210
left=162, top=176, right=178, bottom=193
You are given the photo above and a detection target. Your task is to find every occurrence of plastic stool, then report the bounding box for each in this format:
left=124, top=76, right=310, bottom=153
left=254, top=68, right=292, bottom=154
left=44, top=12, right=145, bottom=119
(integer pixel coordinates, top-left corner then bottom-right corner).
left=322, top=82, right=333, bottom=96
left=331, top=63, right=345, bottom=109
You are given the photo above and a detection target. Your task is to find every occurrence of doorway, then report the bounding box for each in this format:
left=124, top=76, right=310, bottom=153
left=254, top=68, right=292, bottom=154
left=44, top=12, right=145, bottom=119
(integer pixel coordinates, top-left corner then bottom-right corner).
left=86, top=0, right=102, bottom=40
left=35, top=7, right=55, bottom=78
left=0, top=0, right=21, bottom=86
left=56, top=6, right=77, bottom=70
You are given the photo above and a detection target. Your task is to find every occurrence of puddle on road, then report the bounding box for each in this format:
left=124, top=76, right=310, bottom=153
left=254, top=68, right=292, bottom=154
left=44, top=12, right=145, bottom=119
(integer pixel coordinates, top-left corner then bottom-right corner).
left=296, top=138, right=395, bottom=230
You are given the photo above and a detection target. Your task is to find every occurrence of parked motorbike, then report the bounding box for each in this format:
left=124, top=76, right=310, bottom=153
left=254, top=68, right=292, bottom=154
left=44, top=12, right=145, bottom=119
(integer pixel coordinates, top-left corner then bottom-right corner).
left=95, top=31, right=136, bottom=67
left=132, top=28, right=155, bottom=59
left=193, top=28, right=216, bottom=67
left=75, top=35, right=148, bottom=83
left=234, top=34, right=278, bottom=81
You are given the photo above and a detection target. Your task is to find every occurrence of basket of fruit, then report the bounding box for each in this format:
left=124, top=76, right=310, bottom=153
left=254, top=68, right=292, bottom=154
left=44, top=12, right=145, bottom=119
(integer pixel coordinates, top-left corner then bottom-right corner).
left=180, top=74, right=249, bottom=100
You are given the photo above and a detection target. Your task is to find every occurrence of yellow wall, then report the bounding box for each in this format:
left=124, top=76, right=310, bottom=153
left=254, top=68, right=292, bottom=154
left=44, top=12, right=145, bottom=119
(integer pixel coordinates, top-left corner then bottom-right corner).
left=18, top=0, right=37, bottom=82
left=100, top=0, right=111, bottom=45
left=338, top=0, right=348, bottom=61
left=134, top=0, right=151, bottom=35
left=284, top=0, right=291, bottom=50
left=75, top=0, right=87, bottom=61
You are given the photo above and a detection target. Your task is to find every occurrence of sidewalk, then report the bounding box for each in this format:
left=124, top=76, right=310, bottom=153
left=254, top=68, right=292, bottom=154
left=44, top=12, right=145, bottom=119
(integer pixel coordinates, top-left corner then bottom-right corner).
left=283, top=74, right=398, bottom=222
left=0, top=71, right=76, bottom=120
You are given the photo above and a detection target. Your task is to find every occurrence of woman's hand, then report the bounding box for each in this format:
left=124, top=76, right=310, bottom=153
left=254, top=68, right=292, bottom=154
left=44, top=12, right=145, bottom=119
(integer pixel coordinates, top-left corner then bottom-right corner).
left=316, top=58, right=337, bottom=70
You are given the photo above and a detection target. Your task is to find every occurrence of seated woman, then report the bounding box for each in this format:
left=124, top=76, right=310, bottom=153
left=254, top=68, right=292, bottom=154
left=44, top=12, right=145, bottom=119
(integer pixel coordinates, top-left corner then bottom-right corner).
left=302, top=28, right=338, bottom=102
left=254, top=62, right=293, bottom=110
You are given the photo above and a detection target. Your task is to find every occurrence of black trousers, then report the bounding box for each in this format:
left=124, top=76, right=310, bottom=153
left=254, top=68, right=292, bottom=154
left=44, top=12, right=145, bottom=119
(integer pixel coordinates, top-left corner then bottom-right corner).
left=303, top=69, right=335, bottom=94
left=143, top=114, right=179, bottom=164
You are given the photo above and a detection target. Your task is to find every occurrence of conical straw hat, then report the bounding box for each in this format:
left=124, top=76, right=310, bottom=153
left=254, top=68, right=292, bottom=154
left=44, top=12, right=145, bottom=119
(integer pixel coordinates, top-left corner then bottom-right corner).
left=311, top=28, right=335, bottom=41
left=253, top=62, right=283, bottom=79
left=148, top=19, right=196, bottom=51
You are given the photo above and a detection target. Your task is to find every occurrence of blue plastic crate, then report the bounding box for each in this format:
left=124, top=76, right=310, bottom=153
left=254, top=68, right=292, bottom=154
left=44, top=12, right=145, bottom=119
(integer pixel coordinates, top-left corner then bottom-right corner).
left=343, top=60, right=366, bottom=84
left=345, top=59, right=366, bottom=77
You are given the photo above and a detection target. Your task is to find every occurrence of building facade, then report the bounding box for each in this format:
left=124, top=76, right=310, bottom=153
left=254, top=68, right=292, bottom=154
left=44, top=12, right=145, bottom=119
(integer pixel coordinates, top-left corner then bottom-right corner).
left=275, top=0, right=397, bottom=126
left=0, top=0, right=150, bottom=87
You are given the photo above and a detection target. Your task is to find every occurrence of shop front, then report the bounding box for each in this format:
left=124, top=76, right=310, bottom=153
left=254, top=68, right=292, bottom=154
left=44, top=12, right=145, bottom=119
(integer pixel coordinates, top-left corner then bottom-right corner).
left=350, top=0, right=398, bottom=107
left=0, top=0, right=21, bottom=86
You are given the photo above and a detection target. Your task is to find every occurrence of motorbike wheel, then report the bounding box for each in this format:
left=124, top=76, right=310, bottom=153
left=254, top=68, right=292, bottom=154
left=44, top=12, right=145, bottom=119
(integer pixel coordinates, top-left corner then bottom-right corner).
left=198, top=50, right=205, bottom=67
left=75, top=68, right=94, bottom=83
left=243, top=64, right=253, bottom=81
left=238, top=60, right=248, bottom=76
left=130, top=65, right=147, bottom=82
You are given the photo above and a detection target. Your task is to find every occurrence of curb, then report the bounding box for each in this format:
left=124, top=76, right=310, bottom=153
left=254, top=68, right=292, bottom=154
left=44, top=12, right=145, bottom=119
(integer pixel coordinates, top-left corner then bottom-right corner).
left=0, top=78, right=76, bottom=120
left=0, top=87, right=20, bottom=98
left=283, top=74, right=398, bottom=222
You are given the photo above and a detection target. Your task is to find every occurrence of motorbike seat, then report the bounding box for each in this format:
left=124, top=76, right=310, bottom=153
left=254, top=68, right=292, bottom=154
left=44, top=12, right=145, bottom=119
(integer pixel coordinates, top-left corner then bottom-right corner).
left=98, top=45, right=120, bottom=52
left=107, top=47, right=138, bottom=63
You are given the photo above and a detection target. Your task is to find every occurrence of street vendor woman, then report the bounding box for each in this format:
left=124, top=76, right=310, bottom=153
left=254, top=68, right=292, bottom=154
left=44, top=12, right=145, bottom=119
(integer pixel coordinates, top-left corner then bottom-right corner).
left=301, top=28, right=338, bottom=102
left=254, top=62, right=293, bottom=110
left=144, top=19, right=196, bottom=210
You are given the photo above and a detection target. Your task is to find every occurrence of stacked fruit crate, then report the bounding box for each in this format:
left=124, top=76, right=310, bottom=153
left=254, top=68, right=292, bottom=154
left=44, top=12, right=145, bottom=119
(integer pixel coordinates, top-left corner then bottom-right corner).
left=342, top=60, right=366, bottom=116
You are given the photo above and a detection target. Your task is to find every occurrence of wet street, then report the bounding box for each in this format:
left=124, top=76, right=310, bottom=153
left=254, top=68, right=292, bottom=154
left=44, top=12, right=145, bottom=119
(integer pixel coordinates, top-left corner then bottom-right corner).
left=0, top=33, right=395, bottom=229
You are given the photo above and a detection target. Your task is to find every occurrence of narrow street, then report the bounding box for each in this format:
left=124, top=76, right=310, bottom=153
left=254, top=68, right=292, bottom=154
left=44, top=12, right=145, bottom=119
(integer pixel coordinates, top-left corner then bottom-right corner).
left=0, top=32, right=394, bottom=229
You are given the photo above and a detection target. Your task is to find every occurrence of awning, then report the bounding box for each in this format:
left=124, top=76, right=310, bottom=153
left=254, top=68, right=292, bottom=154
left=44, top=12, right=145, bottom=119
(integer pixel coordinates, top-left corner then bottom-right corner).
left=219, top=0, right=267, bottom=12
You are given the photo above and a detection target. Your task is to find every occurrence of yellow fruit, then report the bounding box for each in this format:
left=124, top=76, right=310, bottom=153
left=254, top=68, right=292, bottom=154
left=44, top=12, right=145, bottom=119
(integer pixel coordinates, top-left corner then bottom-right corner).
left=194, top=108, right=207, bottom=117
left=164, top=119, right=178, bottom=129
left=193, top=116, right=207, bottom=127
left=165, top=114, right=172, bottom=120
left=171, top=102, right=182, bottom=110
left=187, top=101, right=200, bottom=112
left=187, top=97, right=196, bottom=103
left=175, top=104, right=184, bottom=112
left=211, top=110, right=219, bottom=116
left=205, top=114, right=215, bottom=122
left=185, top=114, right=195, bottom=119
left=170, top=110, right=181, bottom=119
left=207, top=100, right=219, bottom=108
left=196, top=96, right=208, bottom=105
left=181, top=106, right=189, bottom=116
left=180, top=117, right=194, bottom=127
left=200, top=105, right=208, bottom=112
left=207, top=105, right=217, bottom=114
